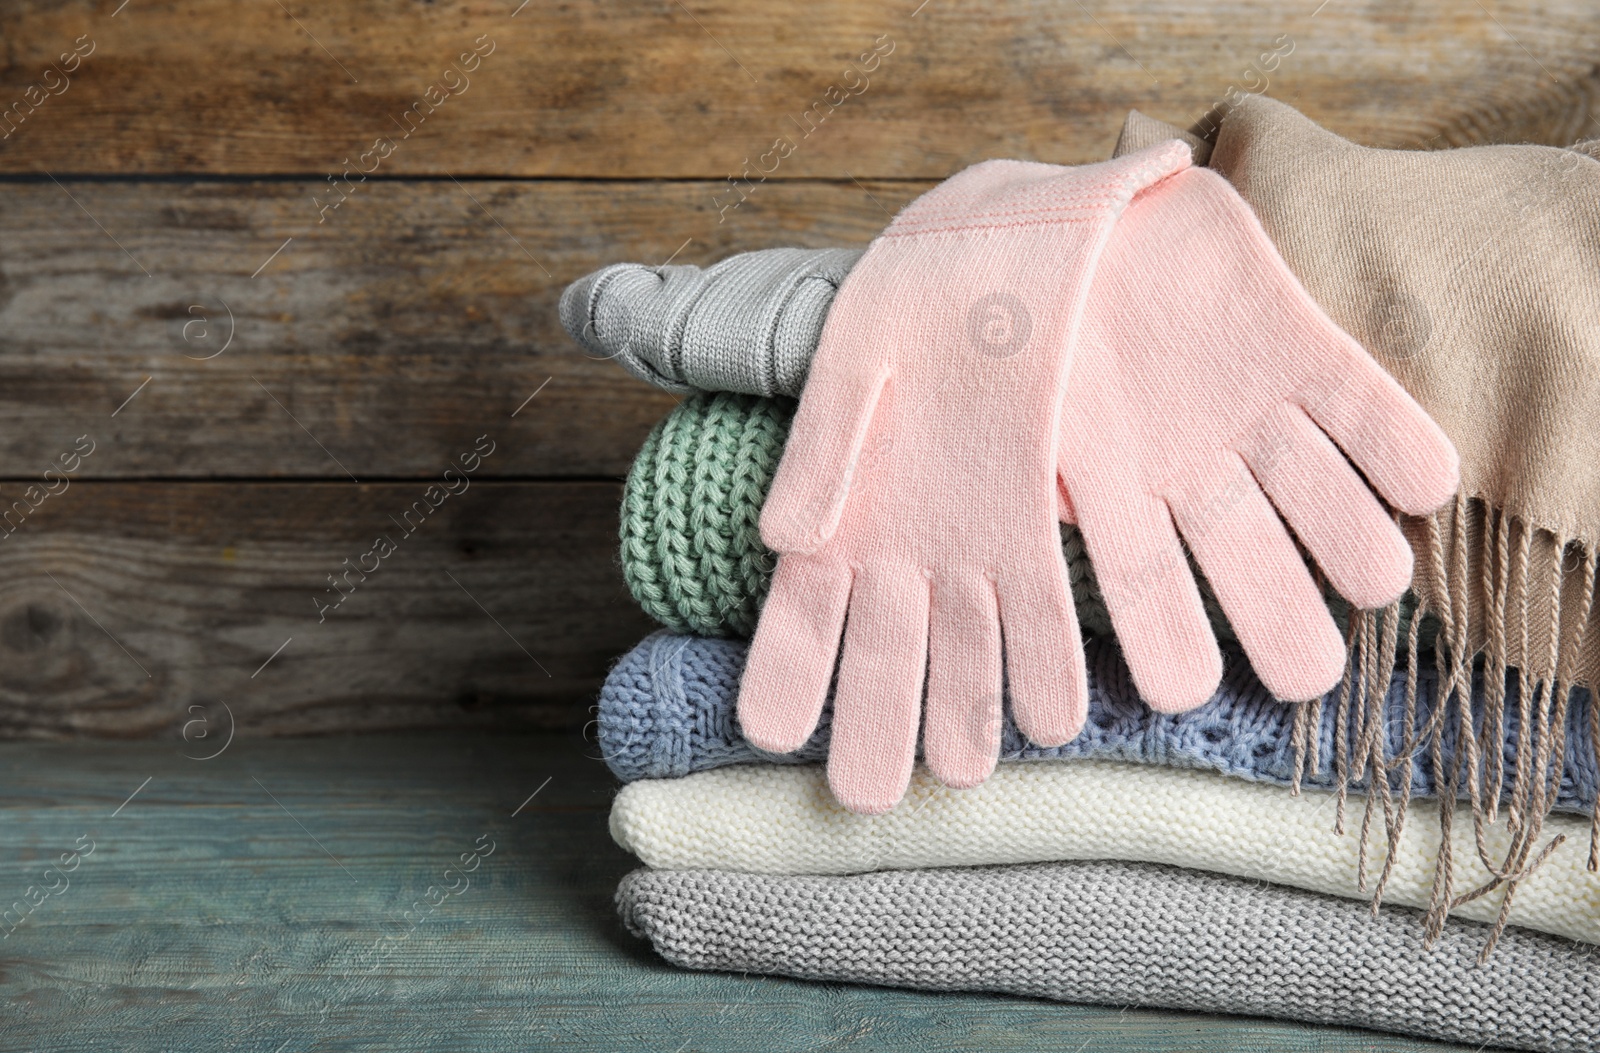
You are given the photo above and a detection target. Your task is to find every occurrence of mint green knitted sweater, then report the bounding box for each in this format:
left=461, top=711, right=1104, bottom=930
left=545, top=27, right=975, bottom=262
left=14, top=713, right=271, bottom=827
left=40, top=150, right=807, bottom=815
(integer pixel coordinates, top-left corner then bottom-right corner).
left=621, top=392, right=1427, bottom=644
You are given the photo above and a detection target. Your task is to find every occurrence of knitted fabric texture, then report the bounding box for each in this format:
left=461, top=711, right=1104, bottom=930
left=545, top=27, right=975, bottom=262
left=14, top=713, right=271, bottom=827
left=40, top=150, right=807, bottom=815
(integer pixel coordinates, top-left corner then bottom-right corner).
left=620, top=393, right=796, bottom=638
left=1203, top=96, right=1600, bottom=686
left=620, top=390, right=1433, bottom=646
left=575, top=121, right=1600, bottom=677
left=559, top=247, right=861, bottom=397
left=1052, top=164, right=1457, bottom=709
left=582, top=100, right=1600, bottom=922
left=1113, top=96, right=1600, bottom=937
left=604, top=171, right=1463, bottom=721
left=741, top=143, right=1195, bottom=813
left=596, top=630, right=1598, bottom=814
left=617, top=861, right=1600, bottom=1053
left=576, top=101, right=1598, bottom=926
left=608, top=759, right=1600, bottom=945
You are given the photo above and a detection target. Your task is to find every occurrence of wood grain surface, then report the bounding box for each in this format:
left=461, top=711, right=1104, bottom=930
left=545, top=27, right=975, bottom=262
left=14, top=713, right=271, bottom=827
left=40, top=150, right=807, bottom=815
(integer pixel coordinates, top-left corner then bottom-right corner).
left=0, top=0, right=1597, bottom=176
left=0, top=481, right=653, bottom=738
left=0, top=0, right=1594, bottom=743
left=0, top=178, right=904, bottom=480
left=0, top=732, right=1481, bottom=1052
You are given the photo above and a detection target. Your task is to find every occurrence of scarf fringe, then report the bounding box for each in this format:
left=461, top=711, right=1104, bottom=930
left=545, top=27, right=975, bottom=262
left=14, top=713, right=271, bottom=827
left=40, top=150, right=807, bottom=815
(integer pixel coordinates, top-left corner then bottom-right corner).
left=1293, top=492, right=1599, bottom=961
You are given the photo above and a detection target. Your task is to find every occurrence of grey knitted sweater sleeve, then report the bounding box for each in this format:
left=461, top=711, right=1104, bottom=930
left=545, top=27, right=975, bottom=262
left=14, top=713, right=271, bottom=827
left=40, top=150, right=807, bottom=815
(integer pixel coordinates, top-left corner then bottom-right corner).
left=559, top=247, right=861, bottom=396
left=617, top=861, right=1600, bottom=1053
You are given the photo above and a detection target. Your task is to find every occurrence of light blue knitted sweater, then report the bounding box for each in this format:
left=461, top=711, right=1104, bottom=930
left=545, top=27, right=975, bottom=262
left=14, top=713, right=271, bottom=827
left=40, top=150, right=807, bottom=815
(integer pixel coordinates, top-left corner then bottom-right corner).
left=597, top=631, right=1597, bottom=813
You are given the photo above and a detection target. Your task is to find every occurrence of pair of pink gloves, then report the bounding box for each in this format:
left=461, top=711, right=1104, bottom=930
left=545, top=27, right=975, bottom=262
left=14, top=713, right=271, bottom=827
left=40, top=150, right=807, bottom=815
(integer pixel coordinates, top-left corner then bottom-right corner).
left=737, top=141, right=1459, bottom=813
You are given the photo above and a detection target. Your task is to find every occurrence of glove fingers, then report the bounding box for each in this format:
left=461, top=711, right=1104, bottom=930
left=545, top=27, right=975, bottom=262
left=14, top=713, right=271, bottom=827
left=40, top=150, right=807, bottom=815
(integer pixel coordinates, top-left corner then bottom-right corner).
left=1169, top=456, right=1346, bottom=702
left=995, top=553, right=1086, bottom=748
left=759, top=365, right=891, bottom=554
left=1242, top=403, right=1413, bottom=609
left=1071, top=485, right=1221, bottom=713
left=826, top=566, right=930, bottom=815
left=1296, top=340, right=1459, bottom=516
left=737, top=555, right=852, bottom=754
left=923, top=574, right=1004, bottom=790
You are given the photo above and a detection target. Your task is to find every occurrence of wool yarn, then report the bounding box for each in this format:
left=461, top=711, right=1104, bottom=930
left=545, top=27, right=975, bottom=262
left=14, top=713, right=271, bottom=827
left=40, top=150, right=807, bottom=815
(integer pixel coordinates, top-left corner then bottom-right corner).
left=612, top=165, right=1463, bottom=728
left=579, top=98, right=1600, bottom=935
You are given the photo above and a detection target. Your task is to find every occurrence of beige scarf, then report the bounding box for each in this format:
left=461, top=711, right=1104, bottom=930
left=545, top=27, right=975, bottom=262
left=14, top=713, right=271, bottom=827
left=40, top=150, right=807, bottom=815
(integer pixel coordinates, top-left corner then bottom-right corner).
left=1114, top=96, right=1600, bottom=952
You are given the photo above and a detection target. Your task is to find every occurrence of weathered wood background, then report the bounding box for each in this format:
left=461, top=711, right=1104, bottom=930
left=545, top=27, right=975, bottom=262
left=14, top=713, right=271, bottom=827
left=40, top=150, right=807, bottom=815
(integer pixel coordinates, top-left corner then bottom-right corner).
left=0, top=0, right=1596, bottom=738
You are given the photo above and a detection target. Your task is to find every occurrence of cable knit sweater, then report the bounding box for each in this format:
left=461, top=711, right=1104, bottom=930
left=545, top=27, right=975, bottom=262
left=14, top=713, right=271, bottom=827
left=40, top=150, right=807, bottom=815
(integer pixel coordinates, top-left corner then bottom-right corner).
left=608, top=760, right=1600, bottom=945
left=599, top=630, right=1600, bottom=813
left=618, top=860, right=1600, bottom=1053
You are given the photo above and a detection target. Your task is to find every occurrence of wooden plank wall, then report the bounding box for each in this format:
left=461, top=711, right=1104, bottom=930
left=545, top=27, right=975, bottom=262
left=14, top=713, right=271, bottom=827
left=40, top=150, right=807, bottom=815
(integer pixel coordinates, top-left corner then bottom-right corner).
left=0, top=0, right=1595, bottom=737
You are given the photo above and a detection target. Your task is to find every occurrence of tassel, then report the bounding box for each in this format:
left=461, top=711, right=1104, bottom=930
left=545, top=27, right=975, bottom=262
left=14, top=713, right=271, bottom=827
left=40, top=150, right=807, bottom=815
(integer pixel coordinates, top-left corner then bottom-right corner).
left=1355, top=603, right=1398, bottom=897
left=1505, top=519, right=1534, bottom=833
left=1313, top=493, right=1598, bottom=954
left=1479, top=505, right=1509, bottom=821
left=1561, top=544, right=1600, bottom=872
left=1330, top=611, right=1360, bottom=837
left=1369, top=591, right=1430, bottom=907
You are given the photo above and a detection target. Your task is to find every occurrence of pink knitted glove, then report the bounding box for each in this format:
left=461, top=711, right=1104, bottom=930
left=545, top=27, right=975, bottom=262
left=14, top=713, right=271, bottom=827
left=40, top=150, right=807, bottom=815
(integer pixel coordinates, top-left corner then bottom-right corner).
left=1060, top=166, right=1460, bottom=711
left=736, top=142, right=1193, bottom=814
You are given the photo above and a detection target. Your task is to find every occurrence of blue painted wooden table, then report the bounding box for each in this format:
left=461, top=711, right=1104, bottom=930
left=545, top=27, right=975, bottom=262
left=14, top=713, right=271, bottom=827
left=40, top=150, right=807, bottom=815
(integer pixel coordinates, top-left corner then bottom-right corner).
left=0, top=733, right=1477, bottom=1052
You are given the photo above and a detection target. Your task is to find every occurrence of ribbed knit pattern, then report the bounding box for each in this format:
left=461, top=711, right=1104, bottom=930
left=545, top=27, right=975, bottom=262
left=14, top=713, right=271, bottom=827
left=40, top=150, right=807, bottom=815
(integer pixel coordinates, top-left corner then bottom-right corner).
left=620, top=393, right=795, bottom=637
left=596, top=630, right=1599, bottom=811
left=559, top=247, right=862, bottom=397
left=608, top=760, right=1600, bottom=944
left=617, top=861, right=1600, bottom=1053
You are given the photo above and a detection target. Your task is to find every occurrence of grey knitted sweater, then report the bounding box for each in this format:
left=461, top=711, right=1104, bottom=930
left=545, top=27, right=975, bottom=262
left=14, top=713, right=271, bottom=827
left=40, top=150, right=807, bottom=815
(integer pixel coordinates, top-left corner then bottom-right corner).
left=618, top=860, right=1600, bottom=1053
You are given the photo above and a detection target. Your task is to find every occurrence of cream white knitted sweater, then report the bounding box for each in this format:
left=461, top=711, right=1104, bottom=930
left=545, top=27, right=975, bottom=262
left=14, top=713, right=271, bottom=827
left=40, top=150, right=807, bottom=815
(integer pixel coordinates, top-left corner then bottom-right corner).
left=609, top=759, right=1600, bottom=945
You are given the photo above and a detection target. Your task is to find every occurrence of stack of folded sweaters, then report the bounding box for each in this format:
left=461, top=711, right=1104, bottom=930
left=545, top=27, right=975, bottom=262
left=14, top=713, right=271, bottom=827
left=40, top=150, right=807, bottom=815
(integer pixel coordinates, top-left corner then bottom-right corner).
left=564, top=96, right=1600, bottom=1052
